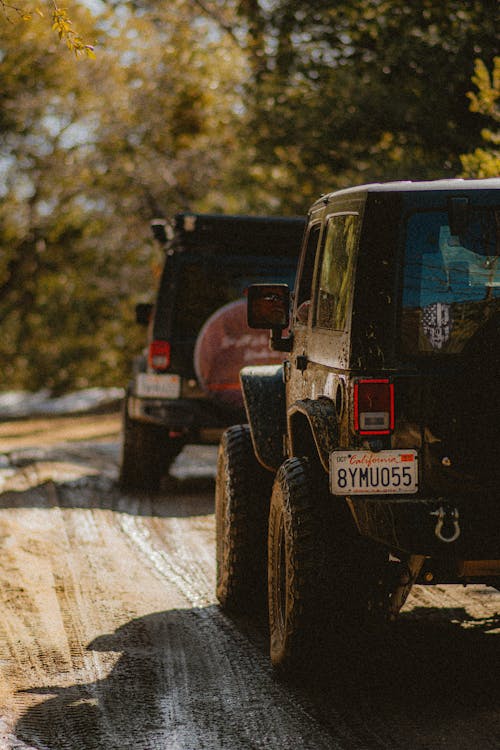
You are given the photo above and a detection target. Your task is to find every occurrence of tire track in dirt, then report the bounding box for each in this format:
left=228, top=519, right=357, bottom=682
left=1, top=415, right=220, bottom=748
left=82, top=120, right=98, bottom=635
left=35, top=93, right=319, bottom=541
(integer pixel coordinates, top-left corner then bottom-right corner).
left=115, top=496, right=384, bottom=750
left=0, top=472, right=360, bottom=750
left=0, top=473, right=194, bottom=749
left=1, top=427, right=499, bottom=750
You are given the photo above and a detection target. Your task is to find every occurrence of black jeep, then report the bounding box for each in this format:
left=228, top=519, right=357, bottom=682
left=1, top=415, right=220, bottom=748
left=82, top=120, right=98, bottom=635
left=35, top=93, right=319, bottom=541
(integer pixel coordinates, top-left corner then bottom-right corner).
left=215, top=179, right=500, bottom=670
left=119, top=212, right=305, bottom=490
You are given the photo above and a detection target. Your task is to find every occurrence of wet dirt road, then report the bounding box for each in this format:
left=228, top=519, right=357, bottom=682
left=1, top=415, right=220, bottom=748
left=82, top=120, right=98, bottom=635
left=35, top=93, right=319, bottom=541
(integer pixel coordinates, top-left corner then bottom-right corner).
left=0, top=413, right=499, bottom=750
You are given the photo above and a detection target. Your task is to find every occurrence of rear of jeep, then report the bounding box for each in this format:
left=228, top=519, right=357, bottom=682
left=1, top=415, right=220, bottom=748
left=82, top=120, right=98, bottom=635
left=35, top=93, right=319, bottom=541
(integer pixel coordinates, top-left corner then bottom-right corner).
left=341, top=183, right=499, bottom=585
left=215, top=179, right=500, bottom=670
left=119, top=212, right=305, bottom=491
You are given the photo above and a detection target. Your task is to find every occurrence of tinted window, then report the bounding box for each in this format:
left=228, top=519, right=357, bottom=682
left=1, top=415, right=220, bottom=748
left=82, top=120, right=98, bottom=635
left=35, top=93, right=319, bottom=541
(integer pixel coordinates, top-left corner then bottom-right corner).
left=294, top=223, right=321, bottom=325
left=316, top=214, right=359, bottom=330
left=172, top=256, right=296, bottom=338
left=401, top=208, right=500, bottom=354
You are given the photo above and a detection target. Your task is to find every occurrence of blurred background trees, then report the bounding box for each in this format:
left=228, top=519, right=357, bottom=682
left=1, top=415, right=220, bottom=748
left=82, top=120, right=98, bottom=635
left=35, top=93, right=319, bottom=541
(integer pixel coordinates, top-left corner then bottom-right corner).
left=0, top=0, right=498, bottom=392
left=230, top=0, right=498, bottom=209
left=460, top=57, right=500, bottom=178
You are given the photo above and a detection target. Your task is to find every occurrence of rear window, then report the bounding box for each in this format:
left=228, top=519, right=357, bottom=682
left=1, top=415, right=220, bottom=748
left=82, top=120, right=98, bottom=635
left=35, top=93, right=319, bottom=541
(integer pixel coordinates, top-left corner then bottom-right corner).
left=172, top=255, right=296, bottom=338
left=401, top=208, right=499, bottom=355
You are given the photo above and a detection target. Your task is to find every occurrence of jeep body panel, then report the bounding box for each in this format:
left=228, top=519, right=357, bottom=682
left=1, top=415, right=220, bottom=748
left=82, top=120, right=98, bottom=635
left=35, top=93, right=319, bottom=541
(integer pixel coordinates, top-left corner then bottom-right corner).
left=240, top=365, right=286, bottom=471
left=287, top=397, right=339, bottom=472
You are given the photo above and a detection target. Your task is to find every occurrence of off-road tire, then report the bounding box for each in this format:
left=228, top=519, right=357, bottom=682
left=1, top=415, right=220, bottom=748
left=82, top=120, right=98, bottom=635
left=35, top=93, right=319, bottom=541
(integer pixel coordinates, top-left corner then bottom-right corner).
left=215, top=424, right=273, bottom=614
left=118, top=400, right=183, bottom=491
left=268, top=457, right=327, bottom=670
left=268, top=457, right=394, bottom=671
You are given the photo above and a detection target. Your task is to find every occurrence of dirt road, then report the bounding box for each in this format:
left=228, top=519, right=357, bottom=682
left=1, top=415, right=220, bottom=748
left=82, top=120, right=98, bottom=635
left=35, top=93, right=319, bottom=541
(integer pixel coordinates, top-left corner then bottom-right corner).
left=0, top=414, right=499, bottom=749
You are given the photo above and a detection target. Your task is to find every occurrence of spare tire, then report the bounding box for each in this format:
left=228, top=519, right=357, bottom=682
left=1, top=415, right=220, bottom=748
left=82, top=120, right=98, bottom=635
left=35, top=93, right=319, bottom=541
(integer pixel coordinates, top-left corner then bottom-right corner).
left=194, top=298, right=284, bottom=409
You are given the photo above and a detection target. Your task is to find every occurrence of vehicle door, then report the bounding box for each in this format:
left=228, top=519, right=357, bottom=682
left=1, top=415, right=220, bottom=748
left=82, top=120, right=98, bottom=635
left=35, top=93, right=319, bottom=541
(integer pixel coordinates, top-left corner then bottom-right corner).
left=286, top=218, right=323, bottom=405
left=306, top=209, right=362, bottom=431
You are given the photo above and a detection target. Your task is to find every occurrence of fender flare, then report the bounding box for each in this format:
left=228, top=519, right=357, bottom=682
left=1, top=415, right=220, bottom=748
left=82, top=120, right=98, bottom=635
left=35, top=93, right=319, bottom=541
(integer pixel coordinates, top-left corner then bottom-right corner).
left=240, top=364, right=286, bottom=472
left=288, top=397, right=339, bottom=472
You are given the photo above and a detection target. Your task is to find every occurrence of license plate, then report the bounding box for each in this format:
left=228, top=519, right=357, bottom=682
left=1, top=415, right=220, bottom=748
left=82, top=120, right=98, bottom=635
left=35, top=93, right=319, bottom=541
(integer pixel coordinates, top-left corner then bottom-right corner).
left=136, top=373, right=181, bottom=399
left=330, top=449, right=418, bottom=495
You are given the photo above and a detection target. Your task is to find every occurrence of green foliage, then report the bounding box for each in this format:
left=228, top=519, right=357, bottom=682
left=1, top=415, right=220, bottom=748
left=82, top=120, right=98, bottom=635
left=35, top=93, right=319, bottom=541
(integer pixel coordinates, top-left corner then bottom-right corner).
left=0, top=2, right=245, bottom=392
left=227, top=0, right=499, bottom=210
left=460, top=58, right=500, bottom=178
left=1, top=0, right=498, bottom=393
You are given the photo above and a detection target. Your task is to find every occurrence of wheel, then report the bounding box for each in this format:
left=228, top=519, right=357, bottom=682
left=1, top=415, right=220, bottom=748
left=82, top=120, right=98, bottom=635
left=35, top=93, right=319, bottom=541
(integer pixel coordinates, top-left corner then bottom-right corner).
left=118, top=399, right=183, bottom=491
left=215, top=424, right=273, bottom=613
left=268, top=457, right=394, bottom=671
left=268, top=457, right=326, bottom=670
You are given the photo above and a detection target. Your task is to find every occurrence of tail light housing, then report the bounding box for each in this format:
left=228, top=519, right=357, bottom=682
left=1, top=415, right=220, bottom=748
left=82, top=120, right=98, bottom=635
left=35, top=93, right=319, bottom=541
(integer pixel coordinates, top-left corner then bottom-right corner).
left=148, top=340, right=171, bottom=372
left=354, top=378, right=394, bottom=435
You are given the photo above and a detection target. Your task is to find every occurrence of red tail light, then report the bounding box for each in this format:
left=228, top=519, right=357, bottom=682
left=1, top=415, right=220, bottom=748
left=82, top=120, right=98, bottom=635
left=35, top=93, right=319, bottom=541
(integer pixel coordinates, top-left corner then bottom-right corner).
left=354, top=378, right=394, bottom=435
left=148, top=340, right=171, bottom=371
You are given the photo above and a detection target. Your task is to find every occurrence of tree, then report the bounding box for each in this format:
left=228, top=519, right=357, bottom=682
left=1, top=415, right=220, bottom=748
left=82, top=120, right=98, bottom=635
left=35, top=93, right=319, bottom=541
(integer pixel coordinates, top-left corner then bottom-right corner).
left=2, top=0, right=498, bottom=392
left=0, top=2, right=246, bottom=392
left=1, top=0, right=95, bottom=56
left=227, top=0, right=499, bottom=210
left=460, top=57, right=500, bottom=178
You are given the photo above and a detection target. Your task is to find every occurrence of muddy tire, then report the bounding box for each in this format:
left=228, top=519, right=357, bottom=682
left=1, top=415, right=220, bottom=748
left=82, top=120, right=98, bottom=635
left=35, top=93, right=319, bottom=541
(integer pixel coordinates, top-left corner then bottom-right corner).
left=118, top=400, right=183, bottom=491
left=268, top=457, right=327, bottom=670
left=268, top=457, right=394, bottom=671
left=215, top=424, right=273, bottom=614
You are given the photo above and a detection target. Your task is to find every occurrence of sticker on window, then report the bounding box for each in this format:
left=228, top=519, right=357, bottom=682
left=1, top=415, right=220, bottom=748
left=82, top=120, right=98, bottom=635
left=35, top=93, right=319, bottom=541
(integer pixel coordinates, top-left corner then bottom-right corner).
left=422, top=302, right=452, bottom=349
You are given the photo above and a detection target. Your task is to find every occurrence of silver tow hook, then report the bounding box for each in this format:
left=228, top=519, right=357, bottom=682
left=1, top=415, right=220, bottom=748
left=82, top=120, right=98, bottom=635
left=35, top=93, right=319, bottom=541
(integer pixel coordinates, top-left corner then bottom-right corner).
left=430, top=506, right=461, bottom=543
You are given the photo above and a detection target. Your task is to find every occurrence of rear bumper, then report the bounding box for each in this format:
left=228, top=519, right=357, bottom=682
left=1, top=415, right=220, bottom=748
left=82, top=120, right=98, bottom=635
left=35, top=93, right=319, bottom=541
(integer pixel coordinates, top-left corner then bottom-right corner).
left=348, top=491, right=499, bottom=561
left=127, top=393, right=245, bottom=441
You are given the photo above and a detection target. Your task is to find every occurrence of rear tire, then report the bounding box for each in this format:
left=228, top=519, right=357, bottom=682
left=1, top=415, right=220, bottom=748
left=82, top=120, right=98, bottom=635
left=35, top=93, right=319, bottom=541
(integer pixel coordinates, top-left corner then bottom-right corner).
left=118, top=399, right=183, bottom=491
left=215, top=425, right=273, bottom=613
left=268, top=457, right=394, bottom=672
left=268, top=457, right=325, bottom=670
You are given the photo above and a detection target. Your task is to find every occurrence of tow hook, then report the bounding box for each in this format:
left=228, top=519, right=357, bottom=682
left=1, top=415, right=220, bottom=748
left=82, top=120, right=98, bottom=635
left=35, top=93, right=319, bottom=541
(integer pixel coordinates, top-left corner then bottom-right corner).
left=430, top=506, right=461, bottom=543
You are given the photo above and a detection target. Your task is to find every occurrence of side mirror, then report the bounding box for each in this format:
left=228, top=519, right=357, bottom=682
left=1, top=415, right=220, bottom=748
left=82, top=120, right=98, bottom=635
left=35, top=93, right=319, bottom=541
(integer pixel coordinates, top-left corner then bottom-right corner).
left=150, top=218, right=168, bottom=244
left=135, top=302, right=153, bottom=326
left=247, top=284, right=290, bottom=329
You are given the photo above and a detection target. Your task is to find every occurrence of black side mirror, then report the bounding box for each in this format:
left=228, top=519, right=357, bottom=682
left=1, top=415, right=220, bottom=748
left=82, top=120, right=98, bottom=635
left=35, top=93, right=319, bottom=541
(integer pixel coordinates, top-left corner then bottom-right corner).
left=247, top=284, right=290, bottom=330
left=150, top=218, right=168, bottom=244
left=135, top=302, right=153, bottom=326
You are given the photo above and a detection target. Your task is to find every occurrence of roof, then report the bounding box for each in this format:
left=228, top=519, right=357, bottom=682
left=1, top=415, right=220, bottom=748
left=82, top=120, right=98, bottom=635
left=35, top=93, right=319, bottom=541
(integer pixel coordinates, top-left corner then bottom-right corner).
left=173, top=213, right=306, bottom=255
left=314, top=178, right=500, bottom=208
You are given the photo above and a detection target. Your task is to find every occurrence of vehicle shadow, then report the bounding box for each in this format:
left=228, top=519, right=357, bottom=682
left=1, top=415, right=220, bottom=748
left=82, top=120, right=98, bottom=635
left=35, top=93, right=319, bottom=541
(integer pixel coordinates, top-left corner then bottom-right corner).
left=15, top=608, right=221, bottom=750
left=15, top=602, right=500, bottom=750
left=256, top=603, right=500, bottom=748
left=14, top=606, right=273, bottom=750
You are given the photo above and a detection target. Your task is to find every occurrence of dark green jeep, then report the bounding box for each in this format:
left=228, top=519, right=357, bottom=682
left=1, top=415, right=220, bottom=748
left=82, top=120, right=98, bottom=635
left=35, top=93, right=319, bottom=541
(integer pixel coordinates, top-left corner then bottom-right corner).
left=215, top=179, right=500, bottom=670
left=119, top=212, right=305, bottom=491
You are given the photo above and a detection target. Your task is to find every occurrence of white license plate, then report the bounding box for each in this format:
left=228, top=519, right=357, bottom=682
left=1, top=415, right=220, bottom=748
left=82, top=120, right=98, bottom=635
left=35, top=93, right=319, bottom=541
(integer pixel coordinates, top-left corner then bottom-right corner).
left=330, top=449, right=418, bottom=495
left=136, top=373, right=181, bottom=399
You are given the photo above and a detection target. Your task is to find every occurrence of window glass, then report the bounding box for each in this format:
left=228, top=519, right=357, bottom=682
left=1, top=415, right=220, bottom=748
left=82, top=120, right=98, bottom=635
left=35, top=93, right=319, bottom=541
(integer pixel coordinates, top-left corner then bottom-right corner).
left=294, top=223, right=321, bottom=325
left=168, top=256, right=296, bottom=338
left=316, top=214, right=359, bottom=330
left=401, top=208, right=500, bottom=354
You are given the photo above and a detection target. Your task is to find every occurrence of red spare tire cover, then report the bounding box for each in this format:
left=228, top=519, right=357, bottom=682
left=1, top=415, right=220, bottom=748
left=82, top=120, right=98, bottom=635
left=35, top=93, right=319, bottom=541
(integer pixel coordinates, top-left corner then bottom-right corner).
left=194, top=298, right=285, bottom=409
